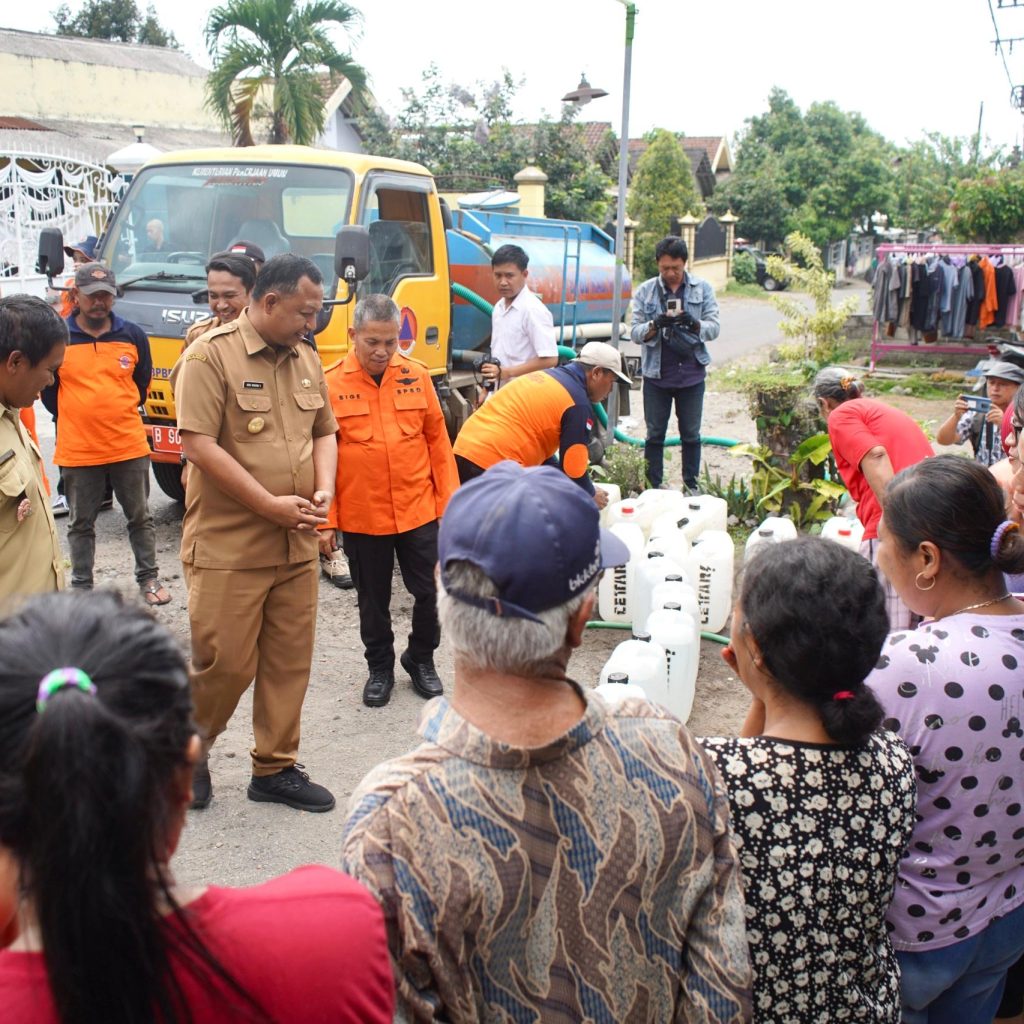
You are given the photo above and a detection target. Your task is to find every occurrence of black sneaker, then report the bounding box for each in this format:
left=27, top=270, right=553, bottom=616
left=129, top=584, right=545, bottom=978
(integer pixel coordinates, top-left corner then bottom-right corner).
left=362, top=666, right=395, bottom=707
left=190, top=758, right=212, bottom=810
left=247, top=765, right=335, bottom=812
left=400, top=652, right=444, bottom=699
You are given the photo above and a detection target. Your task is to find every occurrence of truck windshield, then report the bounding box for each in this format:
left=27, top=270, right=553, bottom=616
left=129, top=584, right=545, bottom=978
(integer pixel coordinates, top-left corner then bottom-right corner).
left=98, top=163, right=354, bottom=292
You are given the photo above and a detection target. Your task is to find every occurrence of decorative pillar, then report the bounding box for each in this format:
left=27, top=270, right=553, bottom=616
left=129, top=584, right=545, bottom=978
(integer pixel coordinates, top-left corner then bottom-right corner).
left=720, top=210, right=738, bottom=276
left=514, top=165, right=549, bottom=219
left=677, top=213, right=697, bottom=261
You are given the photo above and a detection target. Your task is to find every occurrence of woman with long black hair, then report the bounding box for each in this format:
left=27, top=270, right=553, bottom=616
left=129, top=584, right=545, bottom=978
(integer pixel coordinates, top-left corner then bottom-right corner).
left=0, top=590, right=394, bottom=1023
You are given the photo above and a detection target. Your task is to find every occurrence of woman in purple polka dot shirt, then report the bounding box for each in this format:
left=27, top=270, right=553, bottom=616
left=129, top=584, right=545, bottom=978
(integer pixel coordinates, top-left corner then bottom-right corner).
left=868, top=455, right=1024, bottom=1023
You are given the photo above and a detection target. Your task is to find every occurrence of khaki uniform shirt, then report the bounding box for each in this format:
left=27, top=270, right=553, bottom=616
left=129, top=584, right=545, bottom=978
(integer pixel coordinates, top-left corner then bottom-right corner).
left=0, top=401, right=64, bottom=601
left=170, top=310, right=338, bottom=570
left=184, top=314, right=220, bottom=348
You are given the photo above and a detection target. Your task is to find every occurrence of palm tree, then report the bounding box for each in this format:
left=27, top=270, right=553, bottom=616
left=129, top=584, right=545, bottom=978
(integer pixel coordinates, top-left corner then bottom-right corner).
left=205, top=0, right=367, bottom=147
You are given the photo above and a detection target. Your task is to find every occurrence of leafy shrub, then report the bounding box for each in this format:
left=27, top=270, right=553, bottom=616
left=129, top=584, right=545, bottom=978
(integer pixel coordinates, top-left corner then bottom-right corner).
left=593, top=442, right=649, bottom=496
left=732, top=250, right=758, bottom=285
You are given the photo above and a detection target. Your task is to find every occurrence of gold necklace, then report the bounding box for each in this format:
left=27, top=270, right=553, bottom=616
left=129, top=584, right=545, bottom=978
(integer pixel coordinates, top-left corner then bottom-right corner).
left=943, top=593, right=1012, bottom=618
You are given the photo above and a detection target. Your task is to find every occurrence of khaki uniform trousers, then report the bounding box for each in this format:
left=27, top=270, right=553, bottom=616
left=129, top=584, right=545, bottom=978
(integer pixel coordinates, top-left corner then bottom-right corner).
left=185, top=559, right=318, bottom=776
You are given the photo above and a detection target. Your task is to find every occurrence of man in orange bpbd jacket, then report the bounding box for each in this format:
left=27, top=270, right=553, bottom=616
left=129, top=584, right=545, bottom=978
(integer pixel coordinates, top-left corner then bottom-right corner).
left=40, top=263, right=170, bottom=606
left=318, top=294, right=458, bottom=708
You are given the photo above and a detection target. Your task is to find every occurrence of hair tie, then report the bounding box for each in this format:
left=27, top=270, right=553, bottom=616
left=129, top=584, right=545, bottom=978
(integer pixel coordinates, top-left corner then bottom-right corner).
left=839, top=376, right=854, bottom=391
left=36, top=667, right=96, bottom=714
left=832, top=690, right=855, bottom=701
left=990, top=521, right=1020, bottom=561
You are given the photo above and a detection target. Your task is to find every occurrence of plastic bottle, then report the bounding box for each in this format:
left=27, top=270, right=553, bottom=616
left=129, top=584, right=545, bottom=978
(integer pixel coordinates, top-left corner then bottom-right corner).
left=632, top=551, right=687, bottom=638
left=650, top=575, right=700, bottom=627
left=744, top=516, right=799, bottom=560
left=684, top=529, right=735, bottom=634
left=646, top=604, right=699, bottom=722
left=597, top=521, right=645, bottom=624
left=594, top=482, right=621, bottom=526
left=820, top=516, right=864, bottom=552
left=595, top=671, right=648, bottom=706
left=598, top=641, right=667, bottom=705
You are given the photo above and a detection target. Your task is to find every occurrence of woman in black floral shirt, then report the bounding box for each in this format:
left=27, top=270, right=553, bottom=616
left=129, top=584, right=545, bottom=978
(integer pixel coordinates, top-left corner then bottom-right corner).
left=700, top=538, right=917, bottom=1023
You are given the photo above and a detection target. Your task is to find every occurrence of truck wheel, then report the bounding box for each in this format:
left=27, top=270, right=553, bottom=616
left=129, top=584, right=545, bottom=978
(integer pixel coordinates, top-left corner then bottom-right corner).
left=153, top=462, right=185, bottom=503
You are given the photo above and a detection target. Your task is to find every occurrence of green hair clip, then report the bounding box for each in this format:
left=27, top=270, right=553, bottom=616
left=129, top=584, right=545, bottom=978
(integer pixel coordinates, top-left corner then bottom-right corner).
left=36, top=667, right=97, bottom=714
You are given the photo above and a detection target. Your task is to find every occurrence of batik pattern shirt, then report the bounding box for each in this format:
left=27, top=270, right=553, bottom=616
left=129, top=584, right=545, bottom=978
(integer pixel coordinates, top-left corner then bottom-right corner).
left=341, top=688, right=752, bottom=1023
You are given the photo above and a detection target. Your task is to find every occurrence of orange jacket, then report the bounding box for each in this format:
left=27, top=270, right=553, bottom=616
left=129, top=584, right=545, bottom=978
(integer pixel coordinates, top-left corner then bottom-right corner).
left=979, top=257, right=999, bottom=329
left=323, top=351, right=457, bottom=536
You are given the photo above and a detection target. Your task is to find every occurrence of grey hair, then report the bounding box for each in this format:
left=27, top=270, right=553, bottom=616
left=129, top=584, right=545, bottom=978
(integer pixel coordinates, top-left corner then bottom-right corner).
left=437, top=561, right=594, bottom=677
left=353, top=293, right=400, bottom=329
left=812, top=366, right=864, bottom=403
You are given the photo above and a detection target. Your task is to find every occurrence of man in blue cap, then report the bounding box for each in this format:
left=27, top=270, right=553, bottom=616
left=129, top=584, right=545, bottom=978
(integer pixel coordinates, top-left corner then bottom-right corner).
left=341, top=461, right=751, bottom=1024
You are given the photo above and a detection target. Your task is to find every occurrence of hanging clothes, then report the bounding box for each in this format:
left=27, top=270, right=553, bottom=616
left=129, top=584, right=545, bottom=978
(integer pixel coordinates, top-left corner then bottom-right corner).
left=978, top=257, right=998, bottom=328
left=965, top=259, right=985, bottom=330
left=944, top=263, right=974, bottom=339
left=993, top=263, right=1017, bottom=327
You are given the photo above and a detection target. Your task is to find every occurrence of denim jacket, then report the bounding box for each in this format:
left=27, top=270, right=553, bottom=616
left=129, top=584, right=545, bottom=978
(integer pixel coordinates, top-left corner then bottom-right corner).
left=629, top=272, right=721, bottom=379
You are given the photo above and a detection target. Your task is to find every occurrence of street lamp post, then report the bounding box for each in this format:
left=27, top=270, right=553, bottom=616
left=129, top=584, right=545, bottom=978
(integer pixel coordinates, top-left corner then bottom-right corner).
left=610, top=0, right=636, bottom=360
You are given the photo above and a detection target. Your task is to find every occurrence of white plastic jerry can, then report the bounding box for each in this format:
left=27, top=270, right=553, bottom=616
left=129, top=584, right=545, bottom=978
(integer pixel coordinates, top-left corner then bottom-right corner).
left=595, top=671, right=648, bottom=705
left=594, top=483, right=621, bottom=526
left=646, top=605, right=699, bottom=723
left=649, top=575, right=701, bottom=628
left=631, top=551, right=687, bottom=640
left=684, top=529, right=735, bottom=634
left=744, top=515, right=799, bottom=560
left=598, top=639, right=667, bottom=703
left=820, top=515, right=865, bottom=552
left=597, top=522, right=644, bottom=624
left=685, top=493, right=728, bottom=533
left=647, top=513, right=693, bottom=567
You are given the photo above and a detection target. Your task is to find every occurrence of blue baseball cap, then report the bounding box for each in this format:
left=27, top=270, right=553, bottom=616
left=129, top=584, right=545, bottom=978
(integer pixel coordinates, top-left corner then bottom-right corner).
left=439, top=462, right=630, bottom=623
left=64, top=236, right=98, bottom=261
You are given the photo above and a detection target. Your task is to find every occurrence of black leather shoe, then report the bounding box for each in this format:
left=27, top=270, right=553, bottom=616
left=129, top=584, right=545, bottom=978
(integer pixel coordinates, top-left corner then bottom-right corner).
left=190, top=758, right=212, bottom=810
left=362, top=666, right=395, bottom=707
left=400, top=652, right=444, bottom=699
left=247, top=764, right=335, bottom=812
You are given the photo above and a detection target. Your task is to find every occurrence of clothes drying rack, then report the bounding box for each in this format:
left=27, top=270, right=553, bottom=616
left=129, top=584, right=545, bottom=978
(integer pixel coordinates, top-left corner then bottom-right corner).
left=870, top=242, right=1024, bottom=370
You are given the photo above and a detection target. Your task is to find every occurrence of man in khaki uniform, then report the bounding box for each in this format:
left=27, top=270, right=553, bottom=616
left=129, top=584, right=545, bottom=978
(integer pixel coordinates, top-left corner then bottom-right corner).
left=0, top=295, right=67, bottom=605
left=171, top=254, right=338, bottom=812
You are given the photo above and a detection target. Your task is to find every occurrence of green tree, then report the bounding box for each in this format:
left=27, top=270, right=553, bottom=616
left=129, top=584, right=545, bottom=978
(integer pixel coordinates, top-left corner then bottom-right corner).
left=360, top=66, right=612, bottom=224
left=892, top=133, right=1001, bottom=232
left=944, top=168, right=1024, bottom=242
left=627, top=128, right=704, bottom=279
left=205, top=0, right=366, bottom=146
left=53, top=0, right=178, bottom=46
left=718, top=89, right=894, bottom=248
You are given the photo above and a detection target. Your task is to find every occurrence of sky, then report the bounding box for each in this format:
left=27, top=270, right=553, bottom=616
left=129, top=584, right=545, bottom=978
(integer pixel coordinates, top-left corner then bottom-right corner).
left=5, top=0, right=1024, bottom=152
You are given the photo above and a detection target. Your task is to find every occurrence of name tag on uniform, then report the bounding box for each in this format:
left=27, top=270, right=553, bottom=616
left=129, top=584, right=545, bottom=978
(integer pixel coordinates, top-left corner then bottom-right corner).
left=243, top=381, right=264, bottom=390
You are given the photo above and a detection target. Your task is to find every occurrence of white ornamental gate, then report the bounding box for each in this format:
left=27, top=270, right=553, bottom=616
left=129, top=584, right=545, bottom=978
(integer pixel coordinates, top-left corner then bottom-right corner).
left=0, top=149, right=127, bottom=295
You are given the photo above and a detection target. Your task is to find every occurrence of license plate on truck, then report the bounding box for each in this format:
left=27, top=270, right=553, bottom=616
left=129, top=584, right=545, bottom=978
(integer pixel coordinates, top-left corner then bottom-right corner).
left=152, top=425, right=182, bottom=455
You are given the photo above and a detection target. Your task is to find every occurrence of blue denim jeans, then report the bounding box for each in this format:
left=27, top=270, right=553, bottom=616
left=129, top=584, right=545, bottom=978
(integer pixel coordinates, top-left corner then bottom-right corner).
left=643, top=377, right=705, bottom=490
left=896, top=901, right=1024, bottom=1024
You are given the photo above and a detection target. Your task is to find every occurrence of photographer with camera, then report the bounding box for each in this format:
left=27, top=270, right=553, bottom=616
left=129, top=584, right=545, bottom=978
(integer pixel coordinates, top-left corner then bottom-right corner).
left=935, top=360, right=1023, bottom=466
left=630, top=236, right=720, bottom=493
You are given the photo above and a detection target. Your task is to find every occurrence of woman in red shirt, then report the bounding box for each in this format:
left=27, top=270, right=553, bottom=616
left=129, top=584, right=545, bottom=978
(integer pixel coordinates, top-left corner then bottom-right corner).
left=0, top=591, right=394, bottom=1024
left=813, top=367, right=933, bottom=629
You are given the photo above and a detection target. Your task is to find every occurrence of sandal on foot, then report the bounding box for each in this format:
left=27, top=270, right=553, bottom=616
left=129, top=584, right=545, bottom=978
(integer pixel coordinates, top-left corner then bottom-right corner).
left=141, top=579, right=172, bottom=606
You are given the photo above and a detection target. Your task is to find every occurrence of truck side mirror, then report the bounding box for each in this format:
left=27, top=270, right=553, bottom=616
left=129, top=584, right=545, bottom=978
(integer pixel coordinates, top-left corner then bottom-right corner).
left=37, top=228, right=66, bottom=278
left=335, top=225, right=369, bottom=284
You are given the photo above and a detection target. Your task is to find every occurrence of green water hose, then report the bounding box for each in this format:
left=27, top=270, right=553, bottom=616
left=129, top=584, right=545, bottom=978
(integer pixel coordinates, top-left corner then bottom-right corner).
left=585, top=620, right=730, bottom=645
left=451, top=282, right=741, bottom=450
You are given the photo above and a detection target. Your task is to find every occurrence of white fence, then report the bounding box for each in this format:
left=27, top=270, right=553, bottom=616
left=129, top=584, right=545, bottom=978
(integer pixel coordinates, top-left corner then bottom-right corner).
left=0, top=148, right=126, bottom=294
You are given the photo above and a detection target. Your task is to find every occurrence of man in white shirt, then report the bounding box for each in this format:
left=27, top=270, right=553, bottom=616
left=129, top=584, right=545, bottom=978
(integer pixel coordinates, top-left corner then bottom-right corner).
left=481, top=244, right=558, bottom=390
